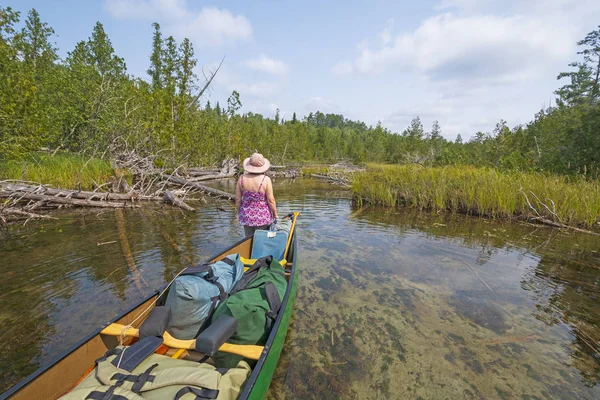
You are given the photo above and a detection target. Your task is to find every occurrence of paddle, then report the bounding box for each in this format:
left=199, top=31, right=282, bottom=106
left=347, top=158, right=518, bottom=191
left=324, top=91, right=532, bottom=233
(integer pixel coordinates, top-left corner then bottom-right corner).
left=101, top=323, right=264, bottom=360
left=284, top=212, right=300, bottom=260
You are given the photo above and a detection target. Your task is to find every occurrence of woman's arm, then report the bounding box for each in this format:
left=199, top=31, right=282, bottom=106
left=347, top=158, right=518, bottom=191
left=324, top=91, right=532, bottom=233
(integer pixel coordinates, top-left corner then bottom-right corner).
left=265, top=177, right=278, bottom=219
left=235, top=178, right=242, bottom=212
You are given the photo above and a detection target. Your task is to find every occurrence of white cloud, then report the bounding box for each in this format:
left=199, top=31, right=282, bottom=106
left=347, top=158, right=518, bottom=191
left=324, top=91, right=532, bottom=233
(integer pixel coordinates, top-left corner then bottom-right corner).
left=331, top=61, right=354, bottom=75
left=233, top=82, right=279, bottom=97
left=174, top=8, right=252, bottom=47
left=104, top=0, right=252, bottom=47
left=352, top=13, right=572, bottom=81
left=305, top=97, right=342, bottom=114
left=244, top=55, right=289, bottom=75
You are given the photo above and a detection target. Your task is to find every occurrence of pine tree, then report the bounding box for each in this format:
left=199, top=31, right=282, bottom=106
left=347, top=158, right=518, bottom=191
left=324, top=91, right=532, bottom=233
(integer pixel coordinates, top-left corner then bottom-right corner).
left=177, top=38, right=196, bottom=97
left=430, top=120, right=442, bottom=140
left=292, top=112, right=297, bottom=124
left=455, top=134, right=463, bottom=144
left=147, top=22, right=163, bottom=91
left=406, top=116, right=424, bottom=139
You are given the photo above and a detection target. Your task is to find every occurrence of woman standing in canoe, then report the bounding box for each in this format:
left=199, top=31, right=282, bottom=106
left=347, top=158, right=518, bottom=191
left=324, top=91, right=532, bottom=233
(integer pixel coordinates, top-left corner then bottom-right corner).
left=236, top=152, right=278, bottom=236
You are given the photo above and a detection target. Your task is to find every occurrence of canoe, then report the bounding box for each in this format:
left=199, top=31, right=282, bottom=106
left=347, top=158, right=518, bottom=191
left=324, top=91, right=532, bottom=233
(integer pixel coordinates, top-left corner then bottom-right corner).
left=1, top=213, right=299, bottom=400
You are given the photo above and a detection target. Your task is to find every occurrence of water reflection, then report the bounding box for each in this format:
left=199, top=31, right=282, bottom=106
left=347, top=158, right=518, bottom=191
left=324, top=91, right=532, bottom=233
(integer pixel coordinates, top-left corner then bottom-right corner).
left=0, top=179, right=598, bottom=399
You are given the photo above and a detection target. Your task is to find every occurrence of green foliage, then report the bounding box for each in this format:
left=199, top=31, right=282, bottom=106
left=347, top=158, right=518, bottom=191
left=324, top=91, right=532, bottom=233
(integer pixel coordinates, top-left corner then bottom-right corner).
left=0, top=7, right=598, bottom=185
left=352, top=165, right=600, bottom=227
left=0, top=152, right=114, bottom=189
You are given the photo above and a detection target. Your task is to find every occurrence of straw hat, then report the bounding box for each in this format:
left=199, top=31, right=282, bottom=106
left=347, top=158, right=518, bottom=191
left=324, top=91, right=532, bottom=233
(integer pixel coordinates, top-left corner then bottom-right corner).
left=243, top=152, right=271, bottom=173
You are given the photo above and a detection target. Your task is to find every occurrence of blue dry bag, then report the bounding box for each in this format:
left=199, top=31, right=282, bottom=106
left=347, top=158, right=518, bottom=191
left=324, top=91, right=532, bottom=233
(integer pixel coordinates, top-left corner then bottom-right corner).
left=164, top=253, right=244, bottom=339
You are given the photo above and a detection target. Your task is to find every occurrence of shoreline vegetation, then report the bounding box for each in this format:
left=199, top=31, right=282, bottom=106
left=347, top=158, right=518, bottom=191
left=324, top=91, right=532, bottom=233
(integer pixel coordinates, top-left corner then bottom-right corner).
left=0, top=7, right=599, bottom=232
left=350, top=165, right=600, bottom=232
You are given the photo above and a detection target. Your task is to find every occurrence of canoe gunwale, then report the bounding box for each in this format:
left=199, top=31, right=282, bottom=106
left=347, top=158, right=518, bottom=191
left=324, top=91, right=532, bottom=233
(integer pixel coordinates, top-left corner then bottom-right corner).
left=0, top=235, right=253, bottom=400
left=238, top=232, right=297, bottom=399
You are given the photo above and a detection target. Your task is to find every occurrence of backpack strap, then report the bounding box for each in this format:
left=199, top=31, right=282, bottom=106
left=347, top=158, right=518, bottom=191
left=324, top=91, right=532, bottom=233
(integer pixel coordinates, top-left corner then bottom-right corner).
left=264, top=281, right=282, bottom=330
left=230, top=256, right=273, bottom=295
left=174, top=386, right=219, bottom=400
left=111, top=336, right=163, bottom=372
left=85, top=387, right=129, bottom=400
left=110, top=363, right=159, bottom=393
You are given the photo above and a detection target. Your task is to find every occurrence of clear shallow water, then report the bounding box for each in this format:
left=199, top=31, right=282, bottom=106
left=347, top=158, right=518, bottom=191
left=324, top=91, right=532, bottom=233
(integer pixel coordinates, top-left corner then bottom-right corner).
left=0, top=179, right=599, bottom=399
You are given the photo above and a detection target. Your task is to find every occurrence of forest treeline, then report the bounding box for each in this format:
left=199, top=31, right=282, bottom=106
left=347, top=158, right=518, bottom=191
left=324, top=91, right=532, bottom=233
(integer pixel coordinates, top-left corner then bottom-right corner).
left=1, top=7, right=599, bottom=178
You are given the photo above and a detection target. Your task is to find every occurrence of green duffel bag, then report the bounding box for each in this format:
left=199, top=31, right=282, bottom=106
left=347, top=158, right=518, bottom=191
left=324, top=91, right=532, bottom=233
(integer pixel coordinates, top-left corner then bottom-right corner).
left=211, top=256, right=288, bottom=368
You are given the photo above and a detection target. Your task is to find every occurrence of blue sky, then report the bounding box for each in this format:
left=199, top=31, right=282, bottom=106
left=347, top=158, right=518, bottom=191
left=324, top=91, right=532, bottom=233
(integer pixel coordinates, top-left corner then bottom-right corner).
left=5, top=0, right=600, bottom=139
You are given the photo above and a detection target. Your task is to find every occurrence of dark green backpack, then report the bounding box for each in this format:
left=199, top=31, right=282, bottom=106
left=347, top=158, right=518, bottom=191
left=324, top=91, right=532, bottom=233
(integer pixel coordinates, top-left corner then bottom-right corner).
left=211, top=256, right=288, bottom=367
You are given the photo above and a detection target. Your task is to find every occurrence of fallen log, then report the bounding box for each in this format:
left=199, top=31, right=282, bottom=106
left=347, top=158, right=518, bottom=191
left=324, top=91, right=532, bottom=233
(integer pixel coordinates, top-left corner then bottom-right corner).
left=529, top=217, right=600, bottom=236
left=0, top=190, right=139, bottom=208
left=2, top=183, right=163, bottom=202
left=163, top=190, right=195, bottom=211
left=188, top=173, right=234, bottom=182
left=0, top=207, right=56, bottom=222
left=187, top=169, right=220, bottom=177
left=160, top=174, right=235, bottom=201
left=311, top=174, right=350, bottom=186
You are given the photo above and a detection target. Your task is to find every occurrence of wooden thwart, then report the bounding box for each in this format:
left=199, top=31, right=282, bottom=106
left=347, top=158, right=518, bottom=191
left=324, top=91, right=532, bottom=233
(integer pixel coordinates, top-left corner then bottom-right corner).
left=101, top=323, right=264, bottom=360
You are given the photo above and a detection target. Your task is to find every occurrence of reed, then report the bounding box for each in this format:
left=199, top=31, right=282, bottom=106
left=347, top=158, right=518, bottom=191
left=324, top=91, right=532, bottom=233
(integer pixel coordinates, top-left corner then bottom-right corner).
left=0, top=153, right=116, bottom=190
left=351, top=165, right=600, bottom=228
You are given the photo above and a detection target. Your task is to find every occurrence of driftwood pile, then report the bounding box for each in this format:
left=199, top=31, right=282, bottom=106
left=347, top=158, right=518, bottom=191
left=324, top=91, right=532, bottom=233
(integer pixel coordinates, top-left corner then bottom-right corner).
left=267, top=166, right=301, bottom=179
left=0, top=158, right=242, bottom=224
left=1, top=156, right=315, bottom=225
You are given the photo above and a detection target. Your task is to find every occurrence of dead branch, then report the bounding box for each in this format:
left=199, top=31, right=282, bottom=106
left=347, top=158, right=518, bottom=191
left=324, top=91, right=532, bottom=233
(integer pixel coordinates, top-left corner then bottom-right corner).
left=161, top=174, right=235, bottom=201
left=163, top=190, right=195, bottom=211
left=0, top=190, right=139, bottom=208
left=187, top=56, right=225, bottom=110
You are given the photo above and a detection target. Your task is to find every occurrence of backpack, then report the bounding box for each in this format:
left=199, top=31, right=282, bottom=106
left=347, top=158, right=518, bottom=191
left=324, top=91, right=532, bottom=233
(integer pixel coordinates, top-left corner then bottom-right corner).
left=59, top=339, right=251, bottom=400
left=250, top=218, right=292, bottom=260
left=211, top=256, right=288, bottom=368
left=164, top=253, right=244, bottom=340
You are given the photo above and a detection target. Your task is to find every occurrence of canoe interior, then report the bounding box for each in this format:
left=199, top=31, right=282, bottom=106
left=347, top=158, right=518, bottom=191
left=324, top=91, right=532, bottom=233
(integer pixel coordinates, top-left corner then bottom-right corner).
left=2, top=234, right=297, bottom=400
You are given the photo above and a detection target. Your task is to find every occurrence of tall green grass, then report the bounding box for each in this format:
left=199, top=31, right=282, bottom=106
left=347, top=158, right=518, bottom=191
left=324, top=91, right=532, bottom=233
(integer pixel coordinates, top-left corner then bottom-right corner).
left=0, top=153, right=115, bottom=190
left=352, top=165, right=600, bottom=228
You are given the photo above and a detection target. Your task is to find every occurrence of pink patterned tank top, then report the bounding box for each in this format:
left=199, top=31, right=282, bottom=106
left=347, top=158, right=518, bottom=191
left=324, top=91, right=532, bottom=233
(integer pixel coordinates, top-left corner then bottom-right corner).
left=239, top=175, right=273, bottom=226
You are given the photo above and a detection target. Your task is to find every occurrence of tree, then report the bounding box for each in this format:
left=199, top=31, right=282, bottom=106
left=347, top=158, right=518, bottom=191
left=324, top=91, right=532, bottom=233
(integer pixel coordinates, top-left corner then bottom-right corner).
left=556, top=25, right=600, bottom=106
left=147, top=22, right=163, bottom=90
left=455, top=134, right=462, bottom=144
left=578, top=25, right=600, bottom=105
left=177, top=38, right=196, bottom=97
left=405, top=116, right=424, bottom=140
left=226, top=91, right=241, bottom=118
left=430, top=120, right=442, bottom=140
left=18, top=9, right=57, bottom=72
left=205, top=100, right=211, bottom=112
left=292, top=112, right=297, bottom=124
left=88, top=22, right=125, bottom=77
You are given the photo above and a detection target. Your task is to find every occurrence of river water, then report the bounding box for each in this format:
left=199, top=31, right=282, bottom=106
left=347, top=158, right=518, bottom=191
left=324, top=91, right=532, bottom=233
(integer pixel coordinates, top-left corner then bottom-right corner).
left=0, top=179, right=598, bottom=399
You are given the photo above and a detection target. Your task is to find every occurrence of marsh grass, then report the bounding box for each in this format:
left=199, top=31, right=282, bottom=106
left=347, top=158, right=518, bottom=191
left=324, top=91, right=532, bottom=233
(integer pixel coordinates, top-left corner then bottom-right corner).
left=352, top=165, right=600, bottom=228
left=0, top=153, right=116, bottom=190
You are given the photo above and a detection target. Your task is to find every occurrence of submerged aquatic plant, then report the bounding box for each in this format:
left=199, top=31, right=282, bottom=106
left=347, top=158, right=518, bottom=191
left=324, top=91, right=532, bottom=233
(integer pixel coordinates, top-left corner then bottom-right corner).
left=351, top=165, right=600, bottom=227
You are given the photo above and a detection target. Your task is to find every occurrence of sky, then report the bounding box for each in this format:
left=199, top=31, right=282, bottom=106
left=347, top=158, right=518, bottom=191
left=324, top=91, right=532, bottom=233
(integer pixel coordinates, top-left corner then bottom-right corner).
left=5, top=0, right=600, bottom=140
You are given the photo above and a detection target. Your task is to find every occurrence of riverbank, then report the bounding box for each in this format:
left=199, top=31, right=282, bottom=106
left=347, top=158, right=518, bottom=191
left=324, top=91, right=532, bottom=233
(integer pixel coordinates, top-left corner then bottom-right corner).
left=351, top=164, right=600, bottom=230
left=1, top=153, right=116, bottom=190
